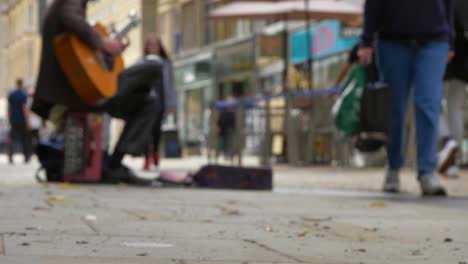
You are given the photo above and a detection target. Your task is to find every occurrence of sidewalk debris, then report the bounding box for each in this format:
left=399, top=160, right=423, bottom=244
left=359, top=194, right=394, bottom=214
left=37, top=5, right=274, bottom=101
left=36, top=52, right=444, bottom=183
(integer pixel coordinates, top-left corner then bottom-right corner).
left=121, top=242, right=174, bottom=248
left=444, top=238, right=453, bottom=243
left=301, top=217, right=332, bottom=222
left=83, top=214, right=97, bottom=221
left=296, top=229, right=309, bottom=237
left=47, top=195, right=65, bottom=202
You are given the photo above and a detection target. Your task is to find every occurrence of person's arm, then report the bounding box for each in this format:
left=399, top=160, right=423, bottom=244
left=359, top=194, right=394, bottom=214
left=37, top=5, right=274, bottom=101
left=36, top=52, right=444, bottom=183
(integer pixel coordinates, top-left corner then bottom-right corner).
left=22, top=102, right=30, bottom=130
left=361, top=0, right=380, bottom=48
left=7, top=97, right=11, bottom=125
left=334, top=62, right=352, bottom=87
left=454, top=0, right=468, bottom=35
left=447, top=0, right=456, bottom=63
left=60, top=0, right=102, bottom=50
left=360, top=0, right=381, bottom=64
left=164, top=62, right=177, bottom=113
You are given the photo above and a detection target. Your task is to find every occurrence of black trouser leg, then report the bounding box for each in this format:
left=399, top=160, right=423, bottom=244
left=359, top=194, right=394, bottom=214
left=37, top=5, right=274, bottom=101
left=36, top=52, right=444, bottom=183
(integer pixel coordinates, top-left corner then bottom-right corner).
left=107, top=95, right=159, bottom=168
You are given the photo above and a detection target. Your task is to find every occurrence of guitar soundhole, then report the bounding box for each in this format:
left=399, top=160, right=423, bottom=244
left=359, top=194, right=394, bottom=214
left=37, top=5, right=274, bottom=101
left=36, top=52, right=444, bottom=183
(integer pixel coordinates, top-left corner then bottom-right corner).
left=103, top=54, right=115, bottom=72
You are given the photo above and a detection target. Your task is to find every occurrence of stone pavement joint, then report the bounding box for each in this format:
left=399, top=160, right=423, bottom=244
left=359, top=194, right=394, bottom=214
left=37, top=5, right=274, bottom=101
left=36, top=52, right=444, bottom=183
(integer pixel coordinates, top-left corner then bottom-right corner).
left=81, top=218, right=100, bottom=235
left=1, top=234, right=4, bottom=256
left=243, top=239, right=304, bottom=263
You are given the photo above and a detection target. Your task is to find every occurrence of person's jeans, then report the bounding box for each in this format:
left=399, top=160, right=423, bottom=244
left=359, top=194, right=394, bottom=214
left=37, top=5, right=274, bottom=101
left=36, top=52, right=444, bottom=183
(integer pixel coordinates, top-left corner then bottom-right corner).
left=439, top=79, right=466, bottom=153
left=378, top=40, right=449, bottom=177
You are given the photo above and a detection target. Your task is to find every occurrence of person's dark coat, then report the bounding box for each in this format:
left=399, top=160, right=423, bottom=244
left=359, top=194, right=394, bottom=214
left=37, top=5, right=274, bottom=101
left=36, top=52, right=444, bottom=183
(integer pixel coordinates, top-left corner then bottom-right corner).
left=32, top=0, right=103, bottom=119
left=446, top=0, right=468, bottom=82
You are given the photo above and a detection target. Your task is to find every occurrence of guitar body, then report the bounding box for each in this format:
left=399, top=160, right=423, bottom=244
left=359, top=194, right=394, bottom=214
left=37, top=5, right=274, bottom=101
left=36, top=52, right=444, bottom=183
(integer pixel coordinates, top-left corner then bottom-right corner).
left=54, top=23, right=124, bottom=106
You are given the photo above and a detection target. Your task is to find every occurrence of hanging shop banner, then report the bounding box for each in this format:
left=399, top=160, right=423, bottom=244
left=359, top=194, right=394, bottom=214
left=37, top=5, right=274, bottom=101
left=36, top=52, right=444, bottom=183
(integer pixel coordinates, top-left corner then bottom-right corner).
left=290, top=20, right=359, bottom=64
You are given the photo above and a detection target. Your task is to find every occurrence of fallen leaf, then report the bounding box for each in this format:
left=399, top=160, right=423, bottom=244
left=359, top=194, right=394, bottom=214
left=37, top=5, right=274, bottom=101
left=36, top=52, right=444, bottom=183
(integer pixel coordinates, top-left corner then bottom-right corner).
left=444, top=238, right=453, bottom=243
left=20, top=242, right=30, bottom=246
left=137, top=253, right=148, bottom=257
left=297, top=230, right=309, bottom=237
left=47, top=195, right=65, bottom=202
left=57, top=183, right=80, bottom=190
left=369, top=201, right=386, bottom=208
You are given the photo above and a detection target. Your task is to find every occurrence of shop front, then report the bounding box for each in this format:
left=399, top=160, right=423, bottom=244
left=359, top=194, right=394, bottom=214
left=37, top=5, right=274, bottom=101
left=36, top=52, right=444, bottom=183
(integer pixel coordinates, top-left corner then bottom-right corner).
left=287, top=20, right=360, bottom=164
left=214, top=37, right=255, bottom=100
left=174, top=51, right=213, bottom=154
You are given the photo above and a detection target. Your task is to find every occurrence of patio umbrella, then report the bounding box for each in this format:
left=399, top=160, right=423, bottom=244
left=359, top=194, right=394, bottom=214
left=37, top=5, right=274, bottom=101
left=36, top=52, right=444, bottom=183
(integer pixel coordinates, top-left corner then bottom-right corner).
left=210, top=0, right=362, bottom=22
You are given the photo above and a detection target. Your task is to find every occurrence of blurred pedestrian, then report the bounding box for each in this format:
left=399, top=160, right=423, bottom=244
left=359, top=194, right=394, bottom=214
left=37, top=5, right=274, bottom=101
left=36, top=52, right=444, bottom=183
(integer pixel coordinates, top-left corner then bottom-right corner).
left=217, top=94, right=236, bottom=162
left=7, top=78, right=31, bottom=164
left=360, top=0, right=454, bottom=196
left=438, top=0, right=468, bottom=179
left=140, top=34, right=177, bottom=172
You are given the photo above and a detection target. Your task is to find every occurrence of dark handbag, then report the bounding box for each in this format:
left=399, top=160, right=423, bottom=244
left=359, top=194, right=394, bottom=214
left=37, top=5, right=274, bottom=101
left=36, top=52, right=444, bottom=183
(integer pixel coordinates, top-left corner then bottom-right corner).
left=356, top=64, right=390, bottom=152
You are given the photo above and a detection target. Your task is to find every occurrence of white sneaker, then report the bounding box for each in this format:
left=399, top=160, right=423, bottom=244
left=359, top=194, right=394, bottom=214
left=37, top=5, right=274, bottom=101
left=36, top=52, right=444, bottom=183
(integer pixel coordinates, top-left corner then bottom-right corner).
left=443, top=165, right=460, bottom=179
left=383, top=170, right=400, bottom=193
left=419, top=174, right=447, bottom=196
left=438, top=139, right=458, bottom=174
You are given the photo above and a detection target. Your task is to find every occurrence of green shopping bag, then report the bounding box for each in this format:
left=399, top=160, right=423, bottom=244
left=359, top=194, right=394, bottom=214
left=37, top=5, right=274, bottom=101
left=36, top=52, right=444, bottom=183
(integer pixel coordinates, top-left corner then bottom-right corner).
left=331, top=65, right=367, bottom=137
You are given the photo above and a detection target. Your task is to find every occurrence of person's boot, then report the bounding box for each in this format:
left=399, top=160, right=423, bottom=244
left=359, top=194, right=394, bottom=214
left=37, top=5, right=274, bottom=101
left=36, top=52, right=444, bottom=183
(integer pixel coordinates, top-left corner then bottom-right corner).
left=383, top=169, right=400, bottom=193
left=143, top=156, right=150, bottom=171
left=152, top=151, right=159, bottom=167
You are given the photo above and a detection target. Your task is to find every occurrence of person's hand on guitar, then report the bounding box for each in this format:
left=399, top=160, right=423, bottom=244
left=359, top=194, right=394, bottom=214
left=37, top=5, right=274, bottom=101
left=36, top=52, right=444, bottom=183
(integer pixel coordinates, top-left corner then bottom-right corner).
left=102, top=38, right=127, bottom=56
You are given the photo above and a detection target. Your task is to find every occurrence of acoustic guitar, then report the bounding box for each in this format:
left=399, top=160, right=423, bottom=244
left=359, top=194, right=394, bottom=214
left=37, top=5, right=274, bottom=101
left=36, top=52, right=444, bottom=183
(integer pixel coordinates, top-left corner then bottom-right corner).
left=54, top=10, right=140, bottom=106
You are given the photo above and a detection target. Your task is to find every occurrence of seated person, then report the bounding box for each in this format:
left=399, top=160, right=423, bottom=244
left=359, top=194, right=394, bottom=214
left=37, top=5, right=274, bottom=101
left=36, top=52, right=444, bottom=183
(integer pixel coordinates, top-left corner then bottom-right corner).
left=32, top=0, right=159, bottom=184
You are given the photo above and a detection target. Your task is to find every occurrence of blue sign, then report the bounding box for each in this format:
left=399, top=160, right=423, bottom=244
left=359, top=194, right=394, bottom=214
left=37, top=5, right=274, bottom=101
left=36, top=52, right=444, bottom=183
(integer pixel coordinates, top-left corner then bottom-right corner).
left=290, top=20, right=359, bottom=64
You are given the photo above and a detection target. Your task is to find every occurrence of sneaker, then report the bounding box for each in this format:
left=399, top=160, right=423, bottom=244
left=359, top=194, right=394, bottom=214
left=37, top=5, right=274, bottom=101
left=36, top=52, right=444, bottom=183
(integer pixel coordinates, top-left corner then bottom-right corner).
left=419, top=174, right=447, bottom=196
left=443, top=165, right=460, bottom=179
left=438, top=139, right=458, bottom=174
left=383, top=170, right=400, bottom=193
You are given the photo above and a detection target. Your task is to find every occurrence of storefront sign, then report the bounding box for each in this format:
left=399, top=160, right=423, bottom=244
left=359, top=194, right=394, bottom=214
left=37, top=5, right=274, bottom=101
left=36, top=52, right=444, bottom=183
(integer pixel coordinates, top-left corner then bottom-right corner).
left=257, top=33, right=284, bottom=68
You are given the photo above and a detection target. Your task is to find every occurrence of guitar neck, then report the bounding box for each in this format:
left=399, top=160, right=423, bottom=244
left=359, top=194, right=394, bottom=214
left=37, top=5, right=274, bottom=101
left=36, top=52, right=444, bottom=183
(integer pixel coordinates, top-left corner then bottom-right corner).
left=112, top=23, right=135, bottom=40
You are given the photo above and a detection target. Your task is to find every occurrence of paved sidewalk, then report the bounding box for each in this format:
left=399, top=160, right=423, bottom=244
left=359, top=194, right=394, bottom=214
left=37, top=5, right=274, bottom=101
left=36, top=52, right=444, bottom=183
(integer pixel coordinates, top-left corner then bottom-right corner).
left=1, top=183, right=468, bottom=263
left=0, top=155, right=467, bottom=263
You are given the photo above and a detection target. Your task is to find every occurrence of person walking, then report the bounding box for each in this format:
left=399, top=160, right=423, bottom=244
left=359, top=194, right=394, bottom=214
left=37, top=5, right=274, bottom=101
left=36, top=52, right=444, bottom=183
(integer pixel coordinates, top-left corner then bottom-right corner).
left=437, top=0, right=468, bottom=179
left=140, top=34, right=177, bottom=172
left=7, top=79, right=31, bottom=164
left=360, top=0, right=454, bottom=196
